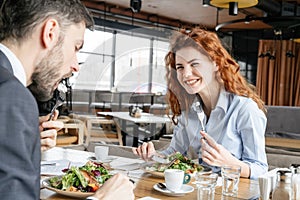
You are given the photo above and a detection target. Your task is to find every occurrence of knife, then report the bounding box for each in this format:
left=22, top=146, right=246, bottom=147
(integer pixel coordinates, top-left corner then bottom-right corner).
left=151, top=155, right=169, bottom=164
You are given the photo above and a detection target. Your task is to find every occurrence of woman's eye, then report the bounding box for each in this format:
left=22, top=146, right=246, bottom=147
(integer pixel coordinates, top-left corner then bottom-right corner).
left=175, top=65, right=183, bottom=70
left=191, top=63, right=200, bottom=67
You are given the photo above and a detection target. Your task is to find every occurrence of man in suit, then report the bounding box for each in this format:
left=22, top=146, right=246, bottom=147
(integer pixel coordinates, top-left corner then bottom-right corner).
left=0, top=1, right=134, bottom=200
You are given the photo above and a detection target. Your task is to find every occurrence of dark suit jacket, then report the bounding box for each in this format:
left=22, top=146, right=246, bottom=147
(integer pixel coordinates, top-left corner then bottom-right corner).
left=0, top=50, right=41, bottom=199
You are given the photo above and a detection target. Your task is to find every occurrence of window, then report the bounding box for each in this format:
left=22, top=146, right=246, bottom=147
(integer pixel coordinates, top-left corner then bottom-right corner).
left=73, top=27, right=169, bottom=94
left=74, top=29, right=113, bottom=90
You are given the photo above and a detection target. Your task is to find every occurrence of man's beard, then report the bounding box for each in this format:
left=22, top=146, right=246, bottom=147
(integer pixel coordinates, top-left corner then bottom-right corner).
left=28, top=42, right=64, bottom=102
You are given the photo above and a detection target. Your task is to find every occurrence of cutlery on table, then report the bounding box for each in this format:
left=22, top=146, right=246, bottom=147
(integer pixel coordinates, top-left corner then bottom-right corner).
left=41, top=162, right=57, bottom=166
left=151, top=155, right=178, bottom=168
left=151, top=155, right=169, bottom=164
left=157, top=182, right=177, bottom=193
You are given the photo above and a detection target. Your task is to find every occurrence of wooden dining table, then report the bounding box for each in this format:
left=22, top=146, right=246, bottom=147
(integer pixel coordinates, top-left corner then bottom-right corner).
left=40, top=147, right=260, bottom=200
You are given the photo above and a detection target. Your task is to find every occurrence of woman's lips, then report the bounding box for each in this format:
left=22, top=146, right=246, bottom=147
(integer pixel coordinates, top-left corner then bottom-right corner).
left=185, top=79, right=199, bottom=85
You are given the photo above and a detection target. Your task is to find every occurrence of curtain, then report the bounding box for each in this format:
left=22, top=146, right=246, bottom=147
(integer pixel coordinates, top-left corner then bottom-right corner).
left=256, top=40, right=300, bottom=106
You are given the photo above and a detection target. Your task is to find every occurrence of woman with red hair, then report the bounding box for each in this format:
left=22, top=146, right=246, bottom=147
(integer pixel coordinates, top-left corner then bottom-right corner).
left=133, top=28, right=268, bottom=179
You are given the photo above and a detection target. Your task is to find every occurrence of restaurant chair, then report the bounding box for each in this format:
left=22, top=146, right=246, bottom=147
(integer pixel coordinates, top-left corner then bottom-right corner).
left=68, top=113, right=123, bottom=146
left=56, top=117, right=85, bottom=146
left=85, top=117, right=123, bottom=146
left=92, top=90, right=113, bottom=116
left=264, top=106, right=300, bottom=169
left=266, top=146, right=300, bottom=170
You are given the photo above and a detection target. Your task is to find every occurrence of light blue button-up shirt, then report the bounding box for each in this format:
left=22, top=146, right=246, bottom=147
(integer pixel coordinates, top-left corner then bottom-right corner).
left=161, top=89, right=268, bottom=179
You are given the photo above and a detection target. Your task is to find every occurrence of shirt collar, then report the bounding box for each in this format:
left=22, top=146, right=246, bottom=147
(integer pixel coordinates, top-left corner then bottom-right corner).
left=0, top=43, right=27, bottom=86
left=215, top=88, right=229, bottom=113
left=191, top=88, right=229, bottom=113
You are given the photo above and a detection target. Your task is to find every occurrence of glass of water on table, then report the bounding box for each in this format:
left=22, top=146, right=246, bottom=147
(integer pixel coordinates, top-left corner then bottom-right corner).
left=221, top=165, right=241, bottom=197
left=195, top=173, right=219, bottom=200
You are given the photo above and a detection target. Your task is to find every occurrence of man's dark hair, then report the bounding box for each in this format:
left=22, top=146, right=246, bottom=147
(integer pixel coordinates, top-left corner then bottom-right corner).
left=0, top=0, right=94, bottom=42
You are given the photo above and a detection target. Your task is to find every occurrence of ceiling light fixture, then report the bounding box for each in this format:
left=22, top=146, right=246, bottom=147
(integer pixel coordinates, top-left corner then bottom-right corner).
left=215, top=16, right=300, bottom=33
left=229, top=2, right=238, bottom=15
left=130, top=0, right=142, bottom=13
left=210, top=0, right=258, bottom=16
left=202, top=0, right=210, bottom=7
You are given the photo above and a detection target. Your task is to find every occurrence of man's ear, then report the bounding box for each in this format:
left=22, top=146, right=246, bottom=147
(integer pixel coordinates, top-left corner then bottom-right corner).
left=41, top=18, right=59, bottom=49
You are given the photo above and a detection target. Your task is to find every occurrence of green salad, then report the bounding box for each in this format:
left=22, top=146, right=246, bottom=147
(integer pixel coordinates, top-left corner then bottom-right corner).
left=49, top=161, right=112, bottom=193
left=146, top=152, right=203, bottom=174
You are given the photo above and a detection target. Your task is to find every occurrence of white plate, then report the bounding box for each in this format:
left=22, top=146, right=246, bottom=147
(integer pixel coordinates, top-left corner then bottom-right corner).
left=153, top=183, right=194, bottom=196
left=143, top=165, right=212, bottom=178
left=97, top=156, right=116, bottom=163
left=88, top=156, right=116, bottom=163
left=42, top=176, right=94, bottom=198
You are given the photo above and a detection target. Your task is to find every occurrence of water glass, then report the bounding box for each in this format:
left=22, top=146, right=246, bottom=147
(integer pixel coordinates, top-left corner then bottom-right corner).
left=195, top=173, right=219, bottom=200
left=221, top=165, right=241, bottom=197
left=94, top=146, right=109, bottom=161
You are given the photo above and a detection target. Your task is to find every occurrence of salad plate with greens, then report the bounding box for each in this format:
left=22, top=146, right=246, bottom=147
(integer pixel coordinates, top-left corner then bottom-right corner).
left=42, top=161, right=112, bottom=198
left=143, top=152, right=211, bottom=178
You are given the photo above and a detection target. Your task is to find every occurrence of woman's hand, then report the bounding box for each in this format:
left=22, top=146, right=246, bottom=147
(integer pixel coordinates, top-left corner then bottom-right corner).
left=132, top=141, right=157, bottom=161
left=200, top=131, right=236, bottom=166
left=200, top=131, right=250, bottom=178
left=39, top=110, right=64, bottom=152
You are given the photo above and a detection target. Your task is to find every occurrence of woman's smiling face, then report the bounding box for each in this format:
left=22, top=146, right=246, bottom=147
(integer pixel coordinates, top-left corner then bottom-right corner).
left=175, top=46, right=218, bottom=94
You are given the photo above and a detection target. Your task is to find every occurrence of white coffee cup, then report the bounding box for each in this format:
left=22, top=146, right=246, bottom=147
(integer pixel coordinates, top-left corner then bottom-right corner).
left=94, top=146, right=109, bottom=161
left=164, top=169, right=186, bottom=191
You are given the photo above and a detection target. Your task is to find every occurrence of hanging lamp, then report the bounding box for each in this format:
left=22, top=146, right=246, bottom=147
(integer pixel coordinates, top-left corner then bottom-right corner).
left=210, top=0, right=258, bottom=15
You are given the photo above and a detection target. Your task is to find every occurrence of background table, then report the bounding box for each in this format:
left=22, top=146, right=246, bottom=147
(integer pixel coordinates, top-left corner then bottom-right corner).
left=98, top=112, right=171, bottom=147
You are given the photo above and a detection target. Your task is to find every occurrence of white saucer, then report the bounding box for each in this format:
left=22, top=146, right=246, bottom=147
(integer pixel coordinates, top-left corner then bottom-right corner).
left=153, top=183, right=194, bottom=196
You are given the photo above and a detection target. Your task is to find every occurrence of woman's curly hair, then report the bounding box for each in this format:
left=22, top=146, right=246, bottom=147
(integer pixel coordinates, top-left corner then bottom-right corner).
left=165, top=28, right=265, bottom=124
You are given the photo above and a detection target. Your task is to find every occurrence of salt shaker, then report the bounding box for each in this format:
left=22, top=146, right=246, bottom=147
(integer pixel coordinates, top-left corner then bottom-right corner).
left=290, top=164, right=300, bottom=200
left=272, top=170, right=292, bottom=200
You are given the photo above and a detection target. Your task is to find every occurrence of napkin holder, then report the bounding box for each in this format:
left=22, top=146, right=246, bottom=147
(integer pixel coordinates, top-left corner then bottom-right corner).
left=258, top=168, right=289, bottom=200
left=129, top=106, right=142, bottom=118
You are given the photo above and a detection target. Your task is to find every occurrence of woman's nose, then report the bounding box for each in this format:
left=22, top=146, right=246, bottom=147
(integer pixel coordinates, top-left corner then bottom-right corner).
left=183, top=65, right=193, bottom=77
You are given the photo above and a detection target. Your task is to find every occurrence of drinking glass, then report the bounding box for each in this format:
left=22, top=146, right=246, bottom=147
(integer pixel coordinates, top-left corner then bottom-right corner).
left=221, top=165, right=241, bottom=197
left=195, top=173, right=219, bottom=200
left=94, top=146, right=109, bottom=161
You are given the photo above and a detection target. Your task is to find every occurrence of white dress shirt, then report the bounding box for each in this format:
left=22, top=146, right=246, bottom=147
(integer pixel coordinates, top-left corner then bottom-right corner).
left=161, top=89, right=268, bottom=180
left=0, top=43, right=26, bottom=86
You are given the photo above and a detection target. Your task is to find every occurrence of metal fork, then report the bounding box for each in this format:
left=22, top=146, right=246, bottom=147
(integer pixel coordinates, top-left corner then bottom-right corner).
left=151, top=155, right=178, bottom=168
left=195, top=94, right=205, bottom=132
left=151, top=155, right=170, bottom=164
left=47, top=95, right=64, bottom=121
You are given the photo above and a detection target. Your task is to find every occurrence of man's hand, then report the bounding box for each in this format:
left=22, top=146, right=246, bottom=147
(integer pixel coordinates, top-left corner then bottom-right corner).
left=39, top=110, right=63, bottom=152
left=90, top=173, right=135, bottom=200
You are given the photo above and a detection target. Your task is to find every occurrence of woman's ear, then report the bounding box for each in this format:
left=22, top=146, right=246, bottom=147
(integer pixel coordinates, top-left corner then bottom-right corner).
left=213, top=62, right=219, bottom=71
left=41, top=18, right=59, bottom=49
